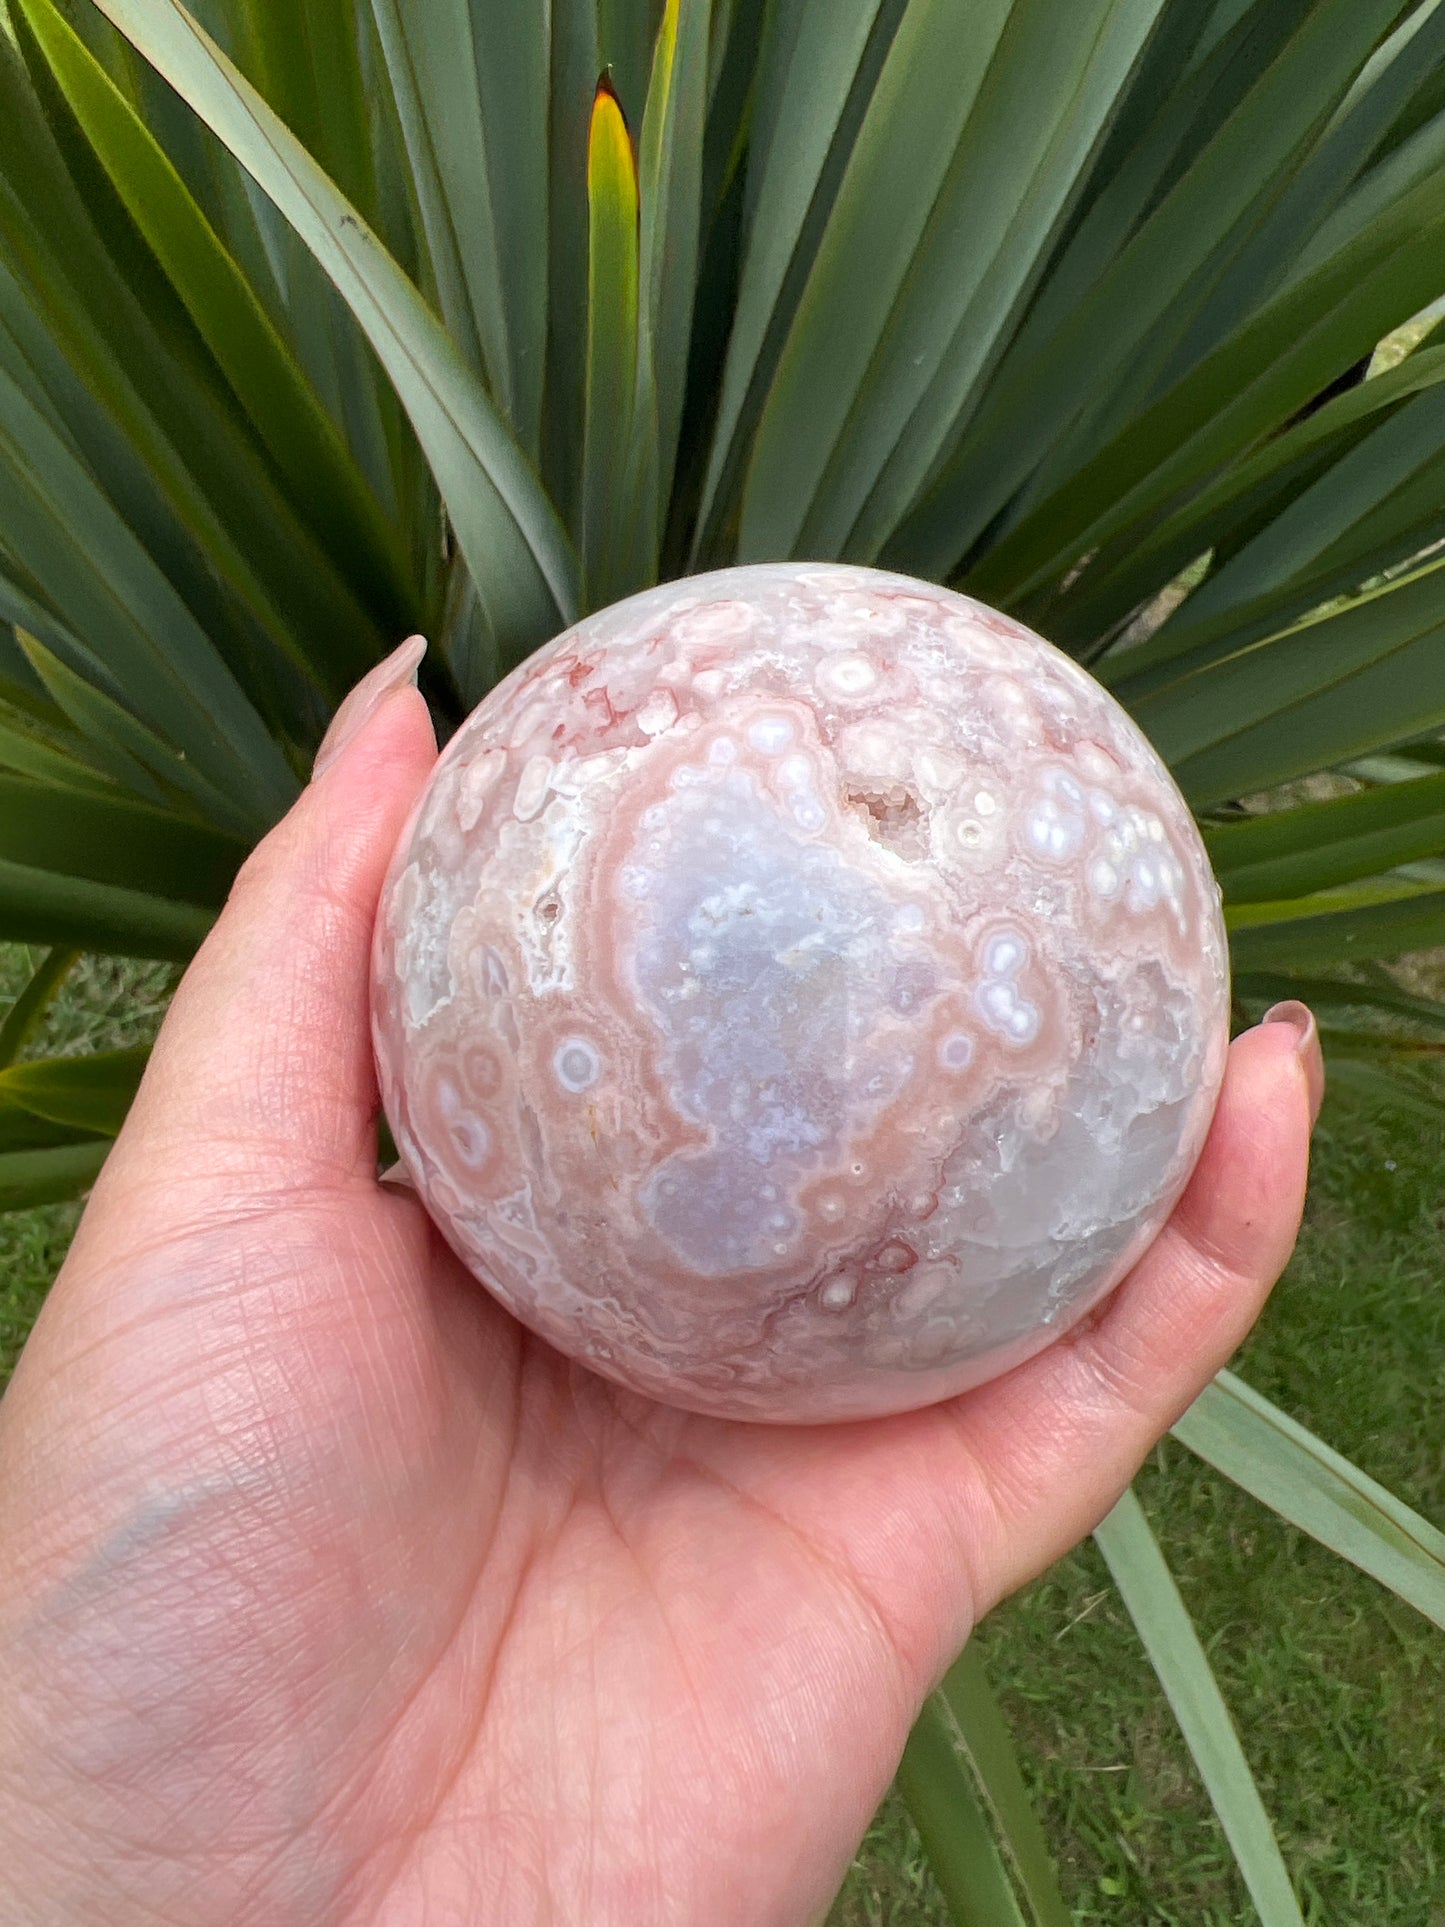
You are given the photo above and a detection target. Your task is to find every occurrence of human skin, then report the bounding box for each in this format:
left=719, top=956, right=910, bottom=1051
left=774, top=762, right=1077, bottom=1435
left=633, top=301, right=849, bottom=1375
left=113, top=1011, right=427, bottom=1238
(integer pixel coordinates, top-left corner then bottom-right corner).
left=0, top=649, right=1320, bottom=1926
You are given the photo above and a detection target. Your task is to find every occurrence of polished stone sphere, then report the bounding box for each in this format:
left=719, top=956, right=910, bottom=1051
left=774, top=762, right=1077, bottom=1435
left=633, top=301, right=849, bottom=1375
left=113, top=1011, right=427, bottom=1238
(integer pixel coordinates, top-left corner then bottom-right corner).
left=371, top=564, right=1229, bottom=1423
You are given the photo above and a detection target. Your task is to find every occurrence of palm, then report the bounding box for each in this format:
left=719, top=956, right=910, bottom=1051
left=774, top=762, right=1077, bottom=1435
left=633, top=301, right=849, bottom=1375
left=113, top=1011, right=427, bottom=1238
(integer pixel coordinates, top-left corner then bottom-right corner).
left=0, top=693, right=1313, bottom=1926
left=2, top=1166, right=963, bottom=1922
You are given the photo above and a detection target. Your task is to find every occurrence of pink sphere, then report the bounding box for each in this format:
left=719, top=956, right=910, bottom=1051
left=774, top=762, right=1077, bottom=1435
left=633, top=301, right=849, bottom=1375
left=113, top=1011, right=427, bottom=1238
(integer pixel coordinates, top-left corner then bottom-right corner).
left=371, top=565, right=1229, bottom=1422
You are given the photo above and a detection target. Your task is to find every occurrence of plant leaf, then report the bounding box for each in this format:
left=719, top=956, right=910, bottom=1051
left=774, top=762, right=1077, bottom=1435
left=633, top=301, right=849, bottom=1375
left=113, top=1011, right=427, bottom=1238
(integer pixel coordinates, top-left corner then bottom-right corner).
left=895, top=0, right=1417, bottom=587
left=0, top=359, right=296, bottom=832
left=0, top=23, right=406, bottom=725
left=1106, top=370, right=1445, bottom=690
left=0, top=1135, right=109, bottom=1209
left=0, top=1043, right=148, bottom=1134
left=756, top=0, right=1171, bottom=565
left=1070, top=343, right=1445, bottom=659
left=0, top=944, right=76, bottom=1068
left=1227, top=886, right=1445, bottom=972
left=0, top=670, right=133, bottom=801
left=541, top=0, right=601, bottom=521
left=14, top=629, right=269, bottom=835
left=90, top=0, right=579, bottom=669
left=1316, top=1053, right=1445, bottom=1121
left=17, top=0, right=419, bottom=647
left=1094, top=1487, right=1304, bottom=1927
left=639, top=0, right=711, bottom=539
left=0, top=852, right=214, bottom=959
left=367, top=0, right=550, bottom=459
left=1232, top=968, right=1445, bottom=1033
left=0, top=768, right=246, bottom=905
left=737, top=0, right=1017, bottom=562
left=1133, top=555, right=1445, bottom=810
left=693, top=0, right=893, bottom=559
left=897, top=1702, right=1031, bottom=1925
left=1206, top=773, right=1445, bottom=903
left=582, top=77, right=648, bottom=609
left=900, top=1644, right=1072, bottom=1927
left=1172, top=1371, right=1445, bottom=1633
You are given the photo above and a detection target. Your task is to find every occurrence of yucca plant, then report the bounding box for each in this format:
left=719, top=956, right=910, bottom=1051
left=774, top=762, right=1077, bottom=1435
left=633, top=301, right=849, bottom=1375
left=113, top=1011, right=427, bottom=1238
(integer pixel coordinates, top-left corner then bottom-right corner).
left=0, top=0, right=1443, bottom=1916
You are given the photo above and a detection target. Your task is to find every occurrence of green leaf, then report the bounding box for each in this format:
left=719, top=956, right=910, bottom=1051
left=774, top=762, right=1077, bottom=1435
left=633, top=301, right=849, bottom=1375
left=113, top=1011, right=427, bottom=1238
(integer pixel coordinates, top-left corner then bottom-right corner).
left=1312, top=1021, right=1445, bottom=1062
left=895, top=0, right=1415, bottom=586
left=1316, top=1053, right=1445, bottom=1122
left=693, top=0, right=892, bottom=558
left=1228, top=886, right=1445, bottom=972
left=1071, top=344, right=1445, bottom=660
left=1133, top=555, right=1445, bottom=810
left=0, top=1043, right=148, bottom=1134
left=1001, top=1, right=1313, bottom=383
left=0, top=1103, right=98, bottom=1155
left=899, top=1644, right=1072, bottom=1927
left=0, top=769, right=245, bottom=905
left=737, top=0, right=1017, bottom=562
left=1225, top=871, right=1445, bottom=933
left=0, top=853, right=214, bottom=959
left=0, top=360, right=295, bottom=832
left=962, top=142, right=1445, bottom=611
left=223, top=0, right=384, bottom=231
left=204, top=0, right=433, bottom=530
left=541, top=0, right=601, bottom=521
left=0, top=26, right=404, bottom=722
left=14, top=629, right=269, bottom=834
left=1232, top=968, right=1445, bottom=1034
left=0, top=1135, right=109, bottom=1209
left=0, top=944, right=76, bottom=1068
left=368, top=0, right=549, bottom=458
left=639, top=0, right=711, bottom=539
left=1173, top=1371, right=1445, bottom=1633
left=1110, top=371, right=1445, bottom=688
left=754, top=0, right=1171, bottom=565
left=1206, top=773, right=1445, bottom=903
left=595, top=0, right=666, bottom=120
left=17, top=0, right=419, bottom=649
left=1094, top=1487, right=1304, bottom=1927
left=898, top=1691, right=1037, bottom=1924
left=91, top=0, right=579, bottom=668
left=898, top=1701, right=1027, bottom=1925
left=582, top=77, right=649, bottom=609
left=0, top=670, right=134, bottom=801
left=1149, top=3, right=1445, bottom=399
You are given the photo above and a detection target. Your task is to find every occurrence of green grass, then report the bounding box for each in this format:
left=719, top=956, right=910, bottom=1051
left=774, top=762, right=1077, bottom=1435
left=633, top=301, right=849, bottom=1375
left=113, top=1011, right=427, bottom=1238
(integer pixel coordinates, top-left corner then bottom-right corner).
left=2, top=946, right=1442, bottom=1921
left=0, top=947, right=174, bottom=1382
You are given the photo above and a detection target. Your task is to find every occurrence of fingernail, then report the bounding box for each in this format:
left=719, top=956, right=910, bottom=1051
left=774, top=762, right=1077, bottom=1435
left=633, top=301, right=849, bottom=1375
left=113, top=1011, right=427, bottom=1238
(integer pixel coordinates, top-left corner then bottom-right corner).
left=1263, top=999, right=1325, bottom=1128
left=313, top=635, right=427, bottom=779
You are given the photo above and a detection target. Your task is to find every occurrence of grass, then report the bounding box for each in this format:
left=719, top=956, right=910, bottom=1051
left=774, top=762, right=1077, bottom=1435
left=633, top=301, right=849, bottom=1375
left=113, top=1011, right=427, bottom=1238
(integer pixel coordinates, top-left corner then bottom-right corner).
left=2, top=950, right=1443, bottom=1922
left=0, top=947, right=174, bottom=1382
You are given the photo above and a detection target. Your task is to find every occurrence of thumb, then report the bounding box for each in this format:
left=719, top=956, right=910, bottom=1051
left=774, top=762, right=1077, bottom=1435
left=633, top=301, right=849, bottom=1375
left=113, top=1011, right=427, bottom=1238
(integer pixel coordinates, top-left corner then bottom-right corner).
left=95, top=640, right=437, bottom=1217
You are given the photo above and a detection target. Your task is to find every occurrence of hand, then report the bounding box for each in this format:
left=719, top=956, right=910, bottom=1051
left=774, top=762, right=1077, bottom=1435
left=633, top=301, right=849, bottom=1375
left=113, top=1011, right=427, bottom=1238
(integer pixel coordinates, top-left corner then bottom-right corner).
left=0, top=649, right=1321, bottom=1926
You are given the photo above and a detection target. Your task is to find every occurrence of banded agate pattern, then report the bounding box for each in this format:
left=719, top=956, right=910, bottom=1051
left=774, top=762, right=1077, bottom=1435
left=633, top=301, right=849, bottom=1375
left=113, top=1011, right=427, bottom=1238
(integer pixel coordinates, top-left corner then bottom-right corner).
left=371, top=564, right=1229, bottom=1422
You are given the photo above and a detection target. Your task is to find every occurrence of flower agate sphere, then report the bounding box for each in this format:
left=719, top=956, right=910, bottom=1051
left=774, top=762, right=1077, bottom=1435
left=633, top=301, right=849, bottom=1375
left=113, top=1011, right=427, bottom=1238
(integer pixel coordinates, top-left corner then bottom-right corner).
left=371, top=564, right=1229, bottom=1423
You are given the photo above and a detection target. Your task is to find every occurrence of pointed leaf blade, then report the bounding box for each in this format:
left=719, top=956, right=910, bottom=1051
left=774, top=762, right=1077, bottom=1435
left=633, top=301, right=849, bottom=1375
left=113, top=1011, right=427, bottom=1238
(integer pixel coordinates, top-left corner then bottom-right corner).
left=1094, top=1487, right=1304, bottom=1927
left=0, top=1136, right=109, bottom=1210
left=582, top=77, right=647, bottom=608
left=0, top=1044, right=149, bottom=1135
left=91, top=0, right=579, bottom=666
left=1172, top=1372, right=1445, bottom=1632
